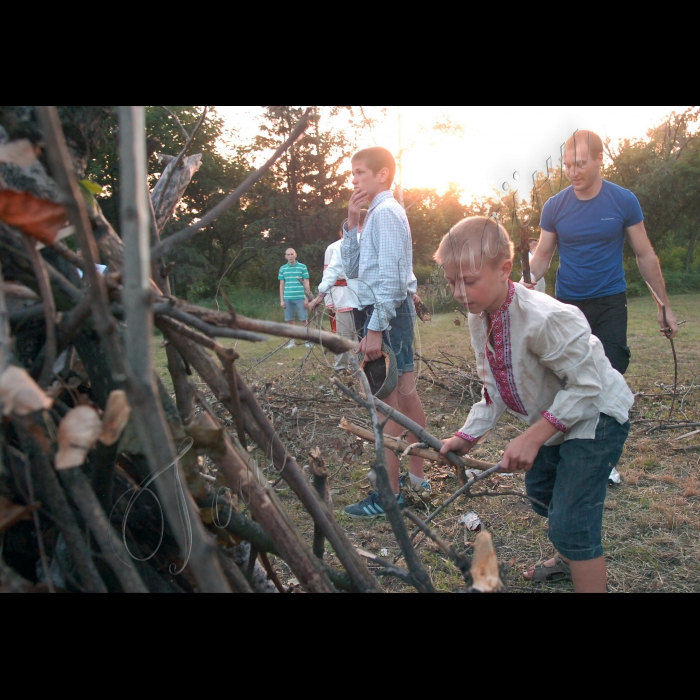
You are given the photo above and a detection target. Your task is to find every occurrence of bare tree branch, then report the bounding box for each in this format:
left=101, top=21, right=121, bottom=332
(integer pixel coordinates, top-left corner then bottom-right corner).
left=151, top=108, right=312, bottom=260
left=22, top=237, right=56, bottom=387
left=117, top=105, right=231, bottom=593
left=160, top=106, right=191, bottom=141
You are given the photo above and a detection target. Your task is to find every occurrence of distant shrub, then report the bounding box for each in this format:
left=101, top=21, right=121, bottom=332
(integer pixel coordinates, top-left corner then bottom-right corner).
left=624, top=261, right=700, bottom=297
left=413, top=264, right=438, bottom=285
left=193, top=286, right=285, bottom=322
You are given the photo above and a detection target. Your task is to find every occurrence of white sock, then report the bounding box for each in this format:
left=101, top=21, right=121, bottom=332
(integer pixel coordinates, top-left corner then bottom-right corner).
left=409, top=472, right=428, bottom=486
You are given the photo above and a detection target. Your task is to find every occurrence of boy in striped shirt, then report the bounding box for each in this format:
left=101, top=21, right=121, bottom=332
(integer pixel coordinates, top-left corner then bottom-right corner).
left=279, top=248, right=311, bottom=348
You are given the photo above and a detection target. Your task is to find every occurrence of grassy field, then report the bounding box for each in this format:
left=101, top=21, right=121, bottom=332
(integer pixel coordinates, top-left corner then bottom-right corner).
left=155, top=293, right=700, bottom=592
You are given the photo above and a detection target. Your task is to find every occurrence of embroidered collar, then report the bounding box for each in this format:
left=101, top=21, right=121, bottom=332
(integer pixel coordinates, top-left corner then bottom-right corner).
left=479, top=279, right=515, bottom=321
left=493, top=279, right=515, bottom=316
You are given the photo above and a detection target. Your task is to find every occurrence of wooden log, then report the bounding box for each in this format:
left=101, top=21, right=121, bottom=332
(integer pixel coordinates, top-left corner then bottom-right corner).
left=190, top=413, right=336, bottom=593
left=164, top=328, right=382, bottom=593
left=308, top=447, right=329, bottom=560
left=12, top=418, right=107, bottom=592
left=57, top=467, right=148, bottom=593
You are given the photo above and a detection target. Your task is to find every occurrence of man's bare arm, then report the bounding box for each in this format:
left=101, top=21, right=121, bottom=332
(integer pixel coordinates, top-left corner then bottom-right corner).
left=279, top=280, right=286, bottom=308
left=522, top=228, right=557, bottom=289
left=626, top=221, right=678, bottom=338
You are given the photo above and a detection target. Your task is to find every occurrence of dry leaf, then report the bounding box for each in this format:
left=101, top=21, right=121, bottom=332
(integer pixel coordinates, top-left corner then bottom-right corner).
left=0, top=139, right=38, bottom=168
left=0, top=365, right=53, bottom=416
left=55, top=405, right=103, bottom=470
left=0, top=189, right=68, bottom=246
left=2, top=281, right=39, bottom=300
left=99, top=390, right=131, bottom=445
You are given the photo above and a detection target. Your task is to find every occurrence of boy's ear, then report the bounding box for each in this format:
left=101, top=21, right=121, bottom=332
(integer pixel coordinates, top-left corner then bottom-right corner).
left=501, top=258, right=513, bottom=279
left=379, top=166, right=389, bottom=183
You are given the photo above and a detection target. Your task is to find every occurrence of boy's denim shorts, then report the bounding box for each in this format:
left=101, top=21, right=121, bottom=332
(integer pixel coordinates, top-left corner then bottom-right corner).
left=361, top=295, right=416, bottom=375
left=283, top=298, right=307, bottom=322
left=525, top=413, right=630, bottom=561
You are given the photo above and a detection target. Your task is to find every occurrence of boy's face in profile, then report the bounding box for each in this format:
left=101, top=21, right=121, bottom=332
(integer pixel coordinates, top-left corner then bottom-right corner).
left=443, top=253, right=513, bottom=315
left=351, top=158, right=388, bottom=204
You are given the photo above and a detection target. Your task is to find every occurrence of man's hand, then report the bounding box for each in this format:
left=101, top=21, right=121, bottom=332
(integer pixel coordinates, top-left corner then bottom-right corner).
left=347, top=188, right=368, bottom=230
left=658, top=305, right=679, bottom=339
left=357, top=328, right=382, bottom=361
left=519, top=277, right=537, bottom=290
left=280, top=300, right=286, bottom=309
left=439, top=435, right=473, bottom=458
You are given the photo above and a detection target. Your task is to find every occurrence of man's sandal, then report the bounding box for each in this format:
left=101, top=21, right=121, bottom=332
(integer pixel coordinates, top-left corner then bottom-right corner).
left=524, top=553, right=572, bottom=582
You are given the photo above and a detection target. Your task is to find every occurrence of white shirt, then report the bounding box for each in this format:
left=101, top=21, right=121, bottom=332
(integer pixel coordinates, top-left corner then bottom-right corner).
left=318, top=238, right=359, bottom=312
left=458, top=281, right=633, bottom=446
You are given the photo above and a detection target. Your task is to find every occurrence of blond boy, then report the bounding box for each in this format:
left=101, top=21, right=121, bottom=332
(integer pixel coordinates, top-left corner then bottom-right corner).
left=437, top=216, right=633, bottom=593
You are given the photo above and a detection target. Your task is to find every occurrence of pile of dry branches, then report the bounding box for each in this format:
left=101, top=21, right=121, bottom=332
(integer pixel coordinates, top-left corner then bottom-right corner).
left=0, top=106, right=504, bottom=594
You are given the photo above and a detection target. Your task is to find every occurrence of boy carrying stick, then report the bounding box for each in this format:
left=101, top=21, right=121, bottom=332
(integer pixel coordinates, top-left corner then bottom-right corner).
left=437, top=216, right=633, bottom=593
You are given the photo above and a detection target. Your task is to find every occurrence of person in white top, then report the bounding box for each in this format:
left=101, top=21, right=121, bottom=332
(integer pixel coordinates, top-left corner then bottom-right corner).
left=307, top=216, right=365, bottom=370
left=436, top=216, right=633, bottom=593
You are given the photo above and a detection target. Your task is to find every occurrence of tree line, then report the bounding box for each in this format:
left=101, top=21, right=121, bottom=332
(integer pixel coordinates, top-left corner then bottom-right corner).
left=87, top=106, right=700, bottom=301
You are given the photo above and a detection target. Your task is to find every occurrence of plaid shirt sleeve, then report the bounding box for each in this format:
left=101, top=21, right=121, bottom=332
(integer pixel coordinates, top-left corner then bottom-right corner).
left=340, top=223, right=360, bottom=279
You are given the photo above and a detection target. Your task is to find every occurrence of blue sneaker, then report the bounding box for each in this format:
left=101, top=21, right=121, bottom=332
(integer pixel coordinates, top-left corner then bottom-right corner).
left=344, top=490, right=405, bottom=518
left=399, top=473, right=432, bottom=492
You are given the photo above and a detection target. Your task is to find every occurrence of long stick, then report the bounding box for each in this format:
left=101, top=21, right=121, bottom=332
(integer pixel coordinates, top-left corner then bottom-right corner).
left=335, top=366, right=436, bottom=593
left=117, top=106, right=231, bottom=593
left=645, top=281, right=678, bottom=418
left=338, top=416, right=496, bottom=471
left=163, top=326, right=382, bottom=592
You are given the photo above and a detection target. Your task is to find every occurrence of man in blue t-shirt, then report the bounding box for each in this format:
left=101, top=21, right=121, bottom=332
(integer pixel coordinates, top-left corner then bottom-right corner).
left=527, top=130, right=678, bottom=374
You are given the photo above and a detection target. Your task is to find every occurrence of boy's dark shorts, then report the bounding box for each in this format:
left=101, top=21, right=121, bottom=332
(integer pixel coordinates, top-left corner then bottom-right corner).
left=525, top=413, right=630, bottom=561
left=360, top=295, right=416, bottom=375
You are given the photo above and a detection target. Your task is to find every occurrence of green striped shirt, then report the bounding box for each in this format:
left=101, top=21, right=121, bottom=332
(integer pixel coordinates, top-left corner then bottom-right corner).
left=278, top=262, right=309, bottom=299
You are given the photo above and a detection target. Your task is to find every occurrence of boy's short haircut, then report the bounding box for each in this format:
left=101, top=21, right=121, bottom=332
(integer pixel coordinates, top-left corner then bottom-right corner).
left=352, top=147, right=396, bottom=187
left=565, top=129, right=604, bottom=159
left=433, top=216, right=514, bottom=270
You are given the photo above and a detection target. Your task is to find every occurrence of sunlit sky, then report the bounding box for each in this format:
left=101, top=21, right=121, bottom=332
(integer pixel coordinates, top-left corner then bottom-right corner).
left=217, top=106, right=691, bottom=203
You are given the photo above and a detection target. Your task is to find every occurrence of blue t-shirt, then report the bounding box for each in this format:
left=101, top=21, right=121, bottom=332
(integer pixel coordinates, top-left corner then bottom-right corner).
left=540, top=180, right=644, bottom=300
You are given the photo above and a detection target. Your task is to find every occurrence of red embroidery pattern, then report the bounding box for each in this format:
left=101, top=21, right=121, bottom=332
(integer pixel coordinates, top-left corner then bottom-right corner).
left=541, top=410, right=568, bottom=433
left=483, top=386, right=493, bottom=406
left=485, top=281, right=527, bottom=415
left=455, top=431, right=478, bottom=443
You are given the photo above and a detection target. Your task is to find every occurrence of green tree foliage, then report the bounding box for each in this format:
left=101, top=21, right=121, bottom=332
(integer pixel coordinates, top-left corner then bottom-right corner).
left=603, top=108, right=700, bottom=276
left=245, top=107, right=359, bottom=290
left=87, top=107, right=275, bottom=298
